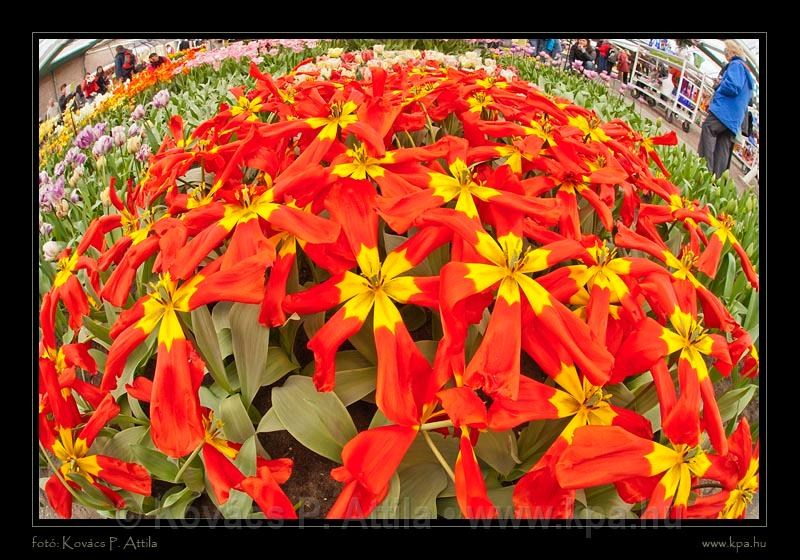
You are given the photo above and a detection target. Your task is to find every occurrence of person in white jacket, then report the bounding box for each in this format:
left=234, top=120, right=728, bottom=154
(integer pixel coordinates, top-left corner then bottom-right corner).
left=45, top=99, right=60, bottom=121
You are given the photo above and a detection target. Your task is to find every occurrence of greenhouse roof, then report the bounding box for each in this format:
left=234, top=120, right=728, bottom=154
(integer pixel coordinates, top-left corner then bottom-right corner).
left=39, top=37, right=761, bottom=80
left=39, top=39, right=102, bottom=76
left=38, top=38, right=172, bottom=77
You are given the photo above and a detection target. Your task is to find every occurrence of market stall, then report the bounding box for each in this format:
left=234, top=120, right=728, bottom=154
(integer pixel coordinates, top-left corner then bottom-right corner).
left=628, top=44, right=705, bottom=132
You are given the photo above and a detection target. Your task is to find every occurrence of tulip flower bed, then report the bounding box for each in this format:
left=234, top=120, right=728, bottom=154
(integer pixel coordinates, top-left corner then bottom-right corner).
left=38, top=51, right=760, bottom=521
left=39, top=53, right=194, bottom=166
left=39, top=45, right=517, bottom=263
left=498, top=54, right=760, bottom=342
left=38, top=45, right=327, bottom=273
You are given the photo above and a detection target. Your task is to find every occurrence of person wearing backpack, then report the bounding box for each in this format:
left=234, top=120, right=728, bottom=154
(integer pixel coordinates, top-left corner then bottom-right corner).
left=114, top=46, right=135, bottom=81
left=698, top=40, right=755, bottom=178
left=607, top=47, right=618, bottom=75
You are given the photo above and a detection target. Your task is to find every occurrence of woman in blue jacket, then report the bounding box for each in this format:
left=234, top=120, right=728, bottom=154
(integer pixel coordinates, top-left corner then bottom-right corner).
left=698, top=40, right=756, bottom=178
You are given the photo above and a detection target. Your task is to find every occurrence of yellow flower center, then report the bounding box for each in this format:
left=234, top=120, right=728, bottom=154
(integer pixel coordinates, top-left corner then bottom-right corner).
left=52, top=427, right=100, bottom=482
left=146, top=273, right=178, bottom=307
left=677, top=318, right=708, bottom=347
left=203, top=410, right=239, bottom=459
left=279, top=87, right=296, bottom=105
left=717, top=213, right=735, bottom=235
left=679, top=247, right=699, bottom=270
left=344, top=143, right=383, bottom=177
left=53, top=251, right=79, bottom=288
left=234, top=184, right=254, bottom=208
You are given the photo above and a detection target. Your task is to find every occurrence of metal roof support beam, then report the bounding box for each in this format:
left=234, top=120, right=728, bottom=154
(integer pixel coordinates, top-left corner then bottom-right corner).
left=38, top=39, right=71, bottom=74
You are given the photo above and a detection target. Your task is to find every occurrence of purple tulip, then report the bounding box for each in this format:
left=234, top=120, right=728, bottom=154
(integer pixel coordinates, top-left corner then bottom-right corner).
left=136, top=144, right=152, bottom=162
left=39, top=189, right=52, bottom=212
left=112, top=125, right=127, bottom=147
left=52, top=176, right=66, bottom=199
left=128, top=123, right=142, bottom=137
left=93, top=122, right=108, bottom=138
left=54, top=162, right=66, bottom=177
left=131, top=104, right=146, bottom=121
left=64, top=147, right=80, bottom=165
left=151, top=89, right=170, bottom=109
left=39, top=171, right=50, bottom=185
left=74, top=126, right=95, bottom=149
left=70, top=189, right=81, bottom=204
left=92, top=135, right=113, bottom=157
left=40, top=220, right=53, bottom=237
left=40, top=176, right=66, bottom=212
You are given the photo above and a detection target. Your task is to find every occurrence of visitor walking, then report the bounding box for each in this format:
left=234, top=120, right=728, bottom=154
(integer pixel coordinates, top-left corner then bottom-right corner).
left=46, top=98, right=60, bottom=120
left=617, top=49, right=631, bottom=84
left=698, top=40, right=755, bottom=178
left=596, top=40, right=611, bottom=73
left=115, top=46, right=136, bottom=81
left=95, top=66, right=109, bottom=94
left=58, top=83, right=73, bottom=112
left=73, top=84, right=86, bottom=110
left=544, top=38, right=563, bottom=60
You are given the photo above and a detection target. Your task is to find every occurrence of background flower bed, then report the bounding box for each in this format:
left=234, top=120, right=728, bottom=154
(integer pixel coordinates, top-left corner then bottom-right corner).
left=37, top=40, right=760, bottom=520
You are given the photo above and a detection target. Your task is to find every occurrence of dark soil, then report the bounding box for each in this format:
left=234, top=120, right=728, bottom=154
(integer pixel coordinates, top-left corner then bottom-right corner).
left=257, top=428, right=340, bottom=517
left=348, top=399, right=378, bottom=432
left=254, top=374, right=378, bottom=518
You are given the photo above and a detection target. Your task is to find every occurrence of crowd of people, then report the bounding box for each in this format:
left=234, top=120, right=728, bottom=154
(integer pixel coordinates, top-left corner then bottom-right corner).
left=522, top=39, right=633, bottom=84
left=41, top=38, right=757, bottom=182
left=527, top=38, right=756, bottom=181
left=42, top=40, right=206, bottom=125
left=564, top=39, right=632, bottom=82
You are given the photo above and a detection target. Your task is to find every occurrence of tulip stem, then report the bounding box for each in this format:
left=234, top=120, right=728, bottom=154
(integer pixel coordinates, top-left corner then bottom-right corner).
left=419, top=420, right=453, bottom=431
left=404, top=130, right=416, bottom=148
left=419, top=104, right=437, bottom=143
left=422, top=430, right=456, bottom=483
left=61, top=213, right=77, bottom=236
left=114, top=414, right=150, bottom=426
left=173, top=441, right=205, bottom=484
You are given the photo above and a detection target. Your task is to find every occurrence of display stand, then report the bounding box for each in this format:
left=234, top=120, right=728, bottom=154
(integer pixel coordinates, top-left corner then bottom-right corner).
left=628, top=44, right=705, bottom=132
